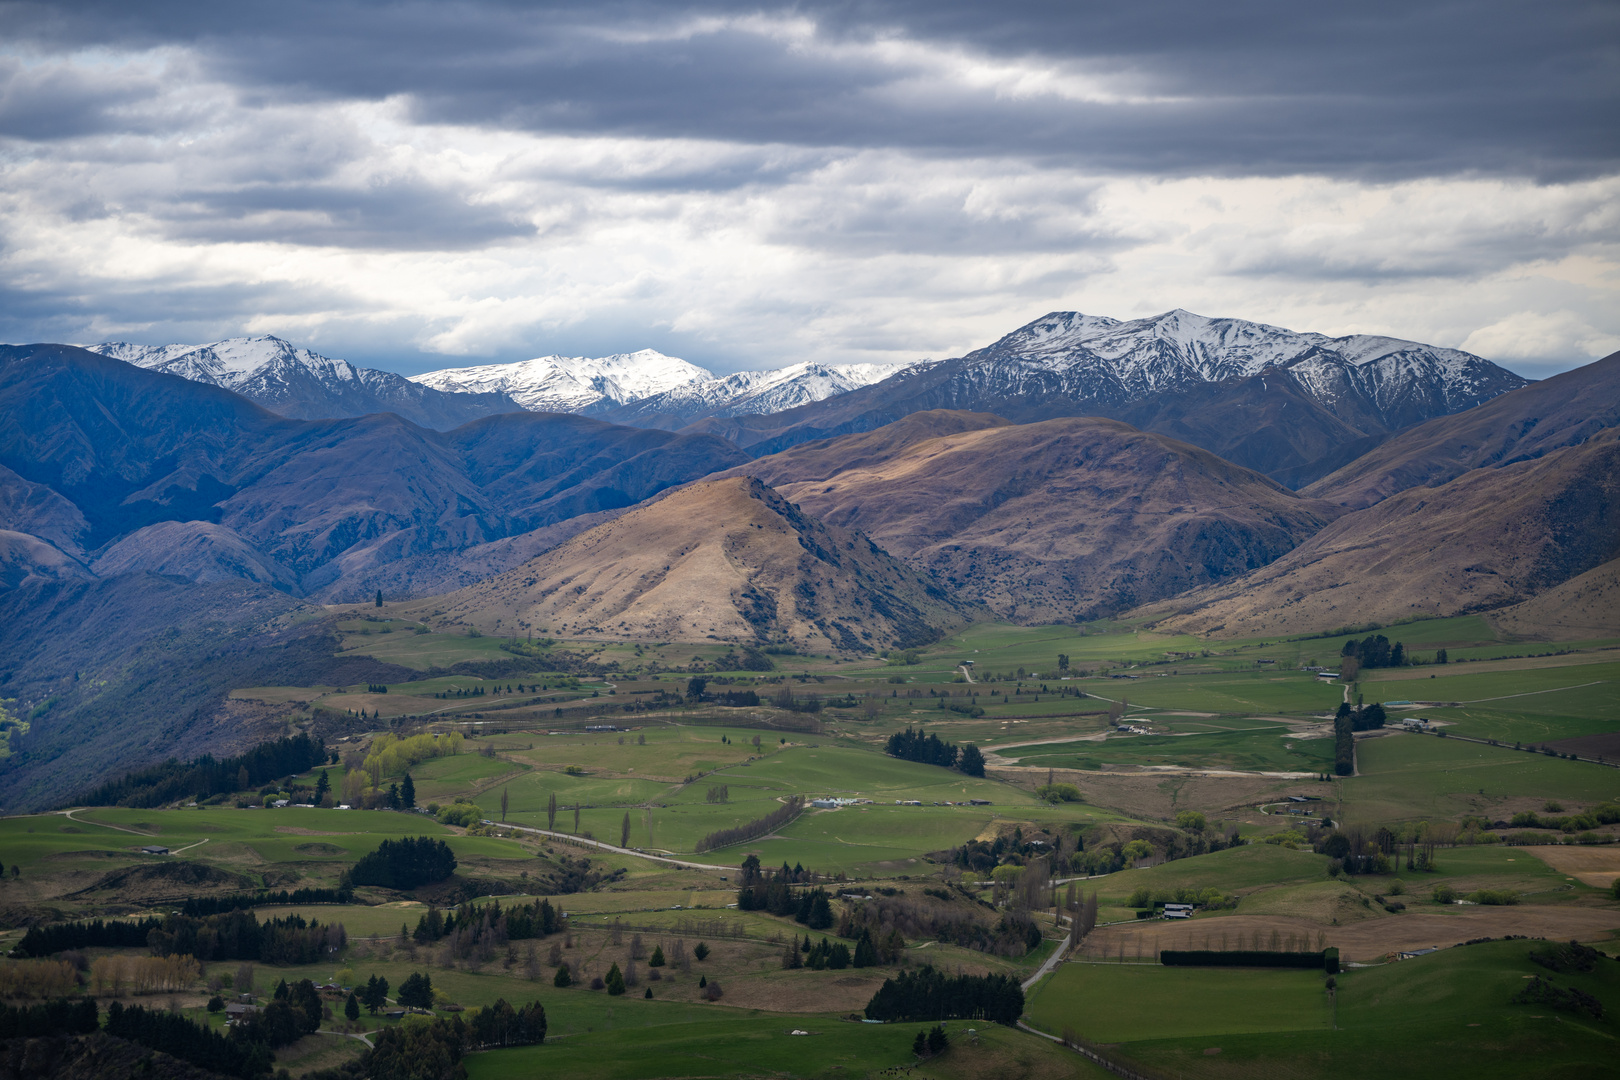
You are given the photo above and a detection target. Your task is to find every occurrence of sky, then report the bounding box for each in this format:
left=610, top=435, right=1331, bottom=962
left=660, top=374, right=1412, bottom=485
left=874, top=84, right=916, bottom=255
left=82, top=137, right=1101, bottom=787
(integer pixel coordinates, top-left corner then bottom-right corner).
left=0, top=0, right=1616, bottom=380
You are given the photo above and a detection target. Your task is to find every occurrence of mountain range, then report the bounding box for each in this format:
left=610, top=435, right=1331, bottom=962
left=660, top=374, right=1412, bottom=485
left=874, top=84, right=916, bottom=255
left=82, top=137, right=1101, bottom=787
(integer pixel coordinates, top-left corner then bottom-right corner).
left=0, top=344, right=748, bottom=601
left=688, top=309, right=1528, bottom=486
left=79, top=310, right=1526, bottom=493
left=87, top=336, right=524, bottom=431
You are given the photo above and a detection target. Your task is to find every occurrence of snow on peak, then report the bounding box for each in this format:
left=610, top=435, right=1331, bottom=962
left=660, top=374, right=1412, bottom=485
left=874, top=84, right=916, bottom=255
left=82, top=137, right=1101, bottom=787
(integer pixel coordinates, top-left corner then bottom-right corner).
left=87, top=335, right=358, bottom=386
left=412, top=349, right=711, bottom=412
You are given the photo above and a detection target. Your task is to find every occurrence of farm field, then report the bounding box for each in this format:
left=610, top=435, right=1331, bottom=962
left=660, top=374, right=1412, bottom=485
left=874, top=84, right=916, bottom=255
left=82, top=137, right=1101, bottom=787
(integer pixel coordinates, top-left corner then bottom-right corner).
left=1025, top=962, right=1332, bottom=1042
left=1047, top=939, right=1620, bottom=1080
left=1342, top=732, right=1620, bottom=822
left=1003, top=725, right=1334, bottom=774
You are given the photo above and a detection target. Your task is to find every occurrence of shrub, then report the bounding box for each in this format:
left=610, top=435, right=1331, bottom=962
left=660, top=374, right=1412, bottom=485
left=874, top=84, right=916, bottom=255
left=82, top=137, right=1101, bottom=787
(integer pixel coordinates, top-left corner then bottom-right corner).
left=1468, top=889, right=1519, bottom=906
left=1433, top=884, right=1457, bottom=904
left=1035, top=783, right=1082, bottom=804
left=436, top=801, right=483, bottom=828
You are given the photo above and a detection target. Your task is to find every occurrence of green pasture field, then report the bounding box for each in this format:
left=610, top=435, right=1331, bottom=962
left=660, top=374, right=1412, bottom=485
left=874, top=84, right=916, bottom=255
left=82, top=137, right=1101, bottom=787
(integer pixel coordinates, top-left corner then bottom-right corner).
left=464, top=1011, right=1096, bottom=1080
left=337, top=628, right=525, bottom=670
left=1343, top=732, right=1620, bottom=823
left=1361, top=659, right=1620, bottom=743
left=407, top=753, right=530, bottom=802
left=1080, top=843, right=1332, bottom=906
left=0, top=806, right=458, bottom=870
left=1004, top=726, right=1334, bottom=773
left=478, top=737, right=1088, bottom=868
left=505, top=726, right=774, bottom=780
left=1027, top=961, right=1331, bottom=1042
left=1078, top=670, right=1343, bottom=716
left=1081, top=938, right=1620, bottom=1080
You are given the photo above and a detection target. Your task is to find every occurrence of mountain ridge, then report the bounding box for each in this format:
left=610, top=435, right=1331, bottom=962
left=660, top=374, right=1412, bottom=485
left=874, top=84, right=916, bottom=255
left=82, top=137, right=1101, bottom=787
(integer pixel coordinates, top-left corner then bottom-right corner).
left=87, top=336, right=525, bottom=430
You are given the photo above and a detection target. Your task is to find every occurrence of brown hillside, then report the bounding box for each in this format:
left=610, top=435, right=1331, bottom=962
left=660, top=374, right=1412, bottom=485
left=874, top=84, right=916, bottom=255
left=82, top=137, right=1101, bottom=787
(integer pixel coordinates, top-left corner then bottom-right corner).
left=724, top=414, right=1340, bottom=623
left=1486, top=558, right=1620, bottom=640
left=417, top=476, right=974, bottom=651
left=1141, top=428, right=1620, bottom=638
left=1305, top=351, right=1620, bottom=509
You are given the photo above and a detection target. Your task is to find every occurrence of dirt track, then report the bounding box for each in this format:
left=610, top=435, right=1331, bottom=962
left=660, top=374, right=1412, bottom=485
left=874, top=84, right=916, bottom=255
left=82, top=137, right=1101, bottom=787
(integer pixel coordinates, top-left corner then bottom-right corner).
left=1079, top=905, right=1620, bottom=963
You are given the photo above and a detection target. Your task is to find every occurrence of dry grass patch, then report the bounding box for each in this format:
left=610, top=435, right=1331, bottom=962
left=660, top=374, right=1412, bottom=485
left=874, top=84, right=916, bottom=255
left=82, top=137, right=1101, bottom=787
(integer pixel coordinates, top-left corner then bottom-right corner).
left=1523, top=845, right=1620, bottom=888
left=1077, top=905, right=1620, bottom=963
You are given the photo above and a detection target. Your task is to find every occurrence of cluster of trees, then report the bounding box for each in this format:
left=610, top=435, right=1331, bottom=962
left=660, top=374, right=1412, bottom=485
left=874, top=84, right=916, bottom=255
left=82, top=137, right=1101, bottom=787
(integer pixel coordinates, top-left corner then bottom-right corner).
left=781, top=928, right=881, bottom=970
left=366, top=684, right=390, bottom=694
left=366, top=1016, right=466, bottom=1080
left=149, top=910, right=347, bottom=965
left=864, top=967, right=1024, bottom=1025
left=705, top=784, right=730, bottom=803
left=0, top=958, right=77, bottom=998
left=1340, top=634, right=1407, bottom=669
left=912, top=1025, right=950, bottom=1059
left=107, top=1001, right=274, bottom=1077
left=350, top=732, right=462, bottom=804
left=694, top=796, right=804, bottom=853
left=735, top=855, right=826, bottom=918
left=181, top=886, right=353, bottom=918
left=237, top=977, right=325, bottom=1049
left=77, top=733, right=327, bottom=808
left=398, top=971, right=436, bottom=1008
left=13, top=916, right=162, bottom=957
left=347, top=836, right=457, bottom=889
left=413, top=897, right=565, bottom=947
left=88, top=954, right=201, bottom=995
left=1512, top=975, right=1604, bottom=1020
left=1509, top=803, right=1620, bottom=832
left=0, top=997, right=98, bottom=1040
left=1126, top=886, right=1235, bottom=911
left=466, top=998, right=547, bottom=1048
left=884, top=727, right=986, bottom=777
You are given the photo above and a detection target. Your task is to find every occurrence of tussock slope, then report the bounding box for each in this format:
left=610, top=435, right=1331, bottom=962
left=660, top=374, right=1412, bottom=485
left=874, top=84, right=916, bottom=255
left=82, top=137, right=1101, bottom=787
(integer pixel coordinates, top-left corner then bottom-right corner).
left=422, top=476, right=973, bottom=651
left=1487, top=558, right=1620, bottom=639
left=727, top=414, right=1339, bottom=623
left=1142, top=429, right=1620, bottom=637
left=1305, top=351, right=1620, bottom=509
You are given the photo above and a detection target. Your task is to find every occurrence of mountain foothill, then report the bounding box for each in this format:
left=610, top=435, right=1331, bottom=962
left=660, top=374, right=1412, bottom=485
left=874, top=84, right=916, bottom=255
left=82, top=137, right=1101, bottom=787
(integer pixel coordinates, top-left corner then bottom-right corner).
left=2, top=315, right=1616, bottom=812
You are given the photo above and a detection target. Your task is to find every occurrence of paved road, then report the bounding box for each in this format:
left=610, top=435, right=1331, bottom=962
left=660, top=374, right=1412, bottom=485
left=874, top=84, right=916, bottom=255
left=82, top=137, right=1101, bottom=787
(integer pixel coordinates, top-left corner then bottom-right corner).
left=1021, top=925, right=1070, bottom=990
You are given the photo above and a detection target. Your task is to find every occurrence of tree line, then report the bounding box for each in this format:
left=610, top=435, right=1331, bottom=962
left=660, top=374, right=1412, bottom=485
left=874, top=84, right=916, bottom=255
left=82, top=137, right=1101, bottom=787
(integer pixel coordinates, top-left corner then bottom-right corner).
left=884, top=726, right=986, bottom=776
left=75, top=733, right=327, bottom=808
left=1161, top=948, right=1337, bottom=972
left=694, top=796, right=804, bottom=853
left=13, top=909, right=345, bottom=965
left=180, top=886, right=353, bottom=918
left=863, top=966, right=1024, bottom=1025
left=1333, top=702, right=1386, bottom=776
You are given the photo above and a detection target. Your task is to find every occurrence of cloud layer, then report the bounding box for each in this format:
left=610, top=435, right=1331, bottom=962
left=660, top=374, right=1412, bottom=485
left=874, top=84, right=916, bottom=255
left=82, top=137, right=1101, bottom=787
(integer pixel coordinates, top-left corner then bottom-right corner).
left=0, top=1, right=1615, bottom=375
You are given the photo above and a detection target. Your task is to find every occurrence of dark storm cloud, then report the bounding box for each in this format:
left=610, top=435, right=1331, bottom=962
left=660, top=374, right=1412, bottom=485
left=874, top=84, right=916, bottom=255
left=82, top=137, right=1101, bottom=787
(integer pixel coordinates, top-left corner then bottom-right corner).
left=3, top=0, right=1615, bottom=182
left=151, top=176, right=537, bottom=250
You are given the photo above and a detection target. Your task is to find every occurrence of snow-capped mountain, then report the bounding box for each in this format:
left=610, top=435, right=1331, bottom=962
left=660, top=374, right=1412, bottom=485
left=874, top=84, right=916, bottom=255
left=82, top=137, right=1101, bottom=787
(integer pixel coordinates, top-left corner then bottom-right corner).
left=965, top=309, right=1525, bottom=427
left=86, top=336, right=522, bottom=430
left=411, top=350, right=713, bottom=413
left=598, top=359, right=924, bottom=429
left=694, top=309, right=1529, bottom=485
